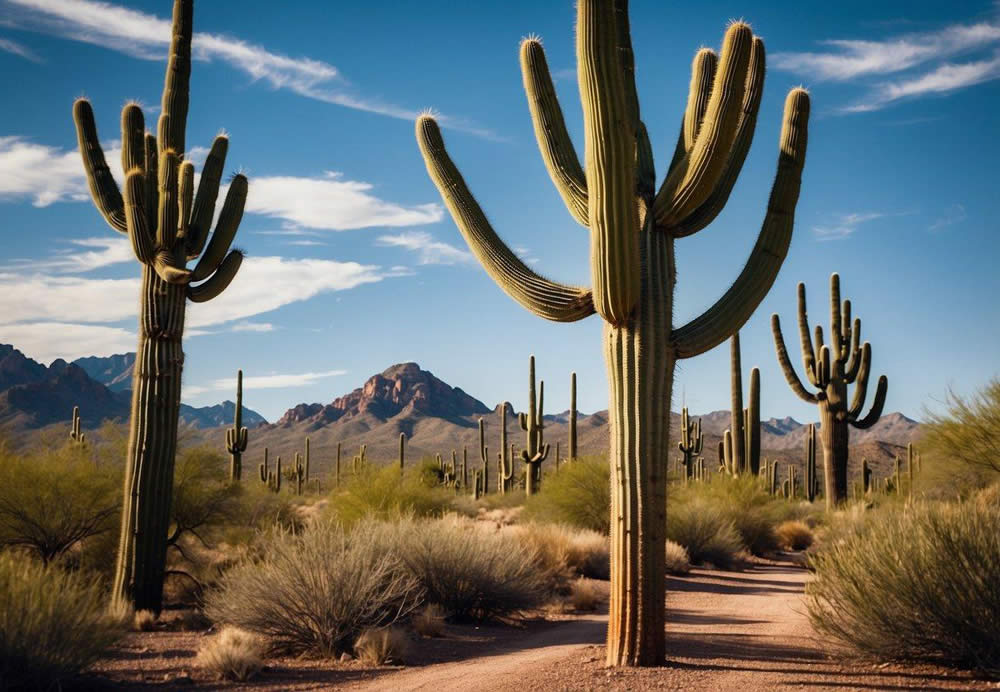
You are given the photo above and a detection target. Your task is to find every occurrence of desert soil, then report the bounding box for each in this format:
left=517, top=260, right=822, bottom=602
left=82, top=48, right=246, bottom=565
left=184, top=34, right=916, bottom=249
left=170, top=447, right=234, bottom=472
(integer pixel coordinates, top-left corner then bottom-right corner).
left=88, top=558, right=995, bottom=691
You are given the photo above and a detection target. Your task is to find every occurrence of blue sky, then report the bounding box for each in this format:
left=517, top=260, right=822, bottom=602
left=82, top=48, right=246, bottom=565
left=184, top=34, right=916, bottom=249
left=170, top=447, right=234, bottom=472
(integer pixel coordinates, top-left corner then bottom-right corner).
left=0, top=0, right=997, bottom=424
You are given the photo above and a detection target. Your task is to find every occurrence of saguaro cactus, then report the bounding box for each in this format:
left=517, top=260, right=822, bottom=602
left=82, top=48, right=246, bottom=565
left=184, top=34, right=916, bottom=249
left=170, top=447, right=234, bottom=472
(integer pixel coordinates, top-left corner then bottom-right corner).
left=416, top=1, right=809, bottom=665
left=519, top=355, right=550, bottom=496
left=497, top=402, right=514, bottom=494
left=70, top=405, right=86, bottom=445
left=226, top=370, right=248, bottom=482
left=772, top=274, right=888, bottom=508
left=677, top=407, right=703, bottom=479
left=73, top=0, right=247, bottom=614
left=478, top=418, right=492, bottom=495
left=569, top=372, right=578, bottom=460
left=720, top=334, right=760, bottom=475
left=805, top=423, right=817, bottom=502
left=399, top=433, right=406, bottom=472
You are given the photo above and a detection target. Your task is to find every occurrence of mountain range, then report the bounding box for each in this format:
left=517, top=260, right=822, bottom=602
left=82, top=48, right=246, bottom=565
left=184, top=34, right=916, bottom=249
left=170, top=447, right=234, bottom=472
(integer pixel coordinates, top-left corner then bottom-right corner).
left=0, top=344, right=920, bottom=478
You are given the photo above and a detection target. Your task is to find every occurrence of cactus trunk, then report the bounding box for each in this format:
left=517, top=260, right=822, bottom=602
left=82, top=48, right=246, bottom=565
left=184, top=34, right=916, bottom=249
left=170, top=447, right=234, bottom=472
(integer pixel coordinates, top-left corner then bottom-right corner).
left=818, top=402, right=849, bottom=507
left=113, top=268, right=186, bottom=614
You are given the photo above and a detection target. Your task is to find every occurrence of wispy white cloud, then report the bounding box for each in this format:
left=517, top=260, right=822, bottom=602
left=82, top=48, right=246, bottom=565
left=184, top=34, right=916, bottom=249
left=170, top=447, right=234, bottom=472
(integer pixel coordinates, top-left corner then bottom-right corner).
left=4, top=0, right=492, bottom=136
left=928, top=203, right=967, bottom=232
left=0, top=271, right=139, bottom=324
left=0, top=35, right=41, bottom=61
left=183, top=368, right=346, bottom=398
left=513, top=245, right=541, bottom=266
left=375, top=230, right=472, bottom=265
left=812, top=212, right=887, bottom=241
left=0, top=322, right=134, bottom=364
left=774, top=20, right=1000, bottom=111
left=245, top=173, right=443, bottom=230
left=5, top=236, right=133, bottom=272
left=774, top=22, right=1000, bottom=80
left=230, top=321, right=274, bottom=333
left=0, top=136, right=442, bottom=231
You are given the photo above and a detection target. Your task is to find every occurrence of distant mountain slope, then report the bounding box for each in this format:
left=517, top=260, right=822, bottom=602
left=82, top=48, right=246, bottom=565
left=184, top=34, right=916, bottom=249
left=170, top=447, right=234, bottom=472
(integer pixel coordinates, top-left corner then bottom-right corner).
left=73, top=352, right=135, bottom=392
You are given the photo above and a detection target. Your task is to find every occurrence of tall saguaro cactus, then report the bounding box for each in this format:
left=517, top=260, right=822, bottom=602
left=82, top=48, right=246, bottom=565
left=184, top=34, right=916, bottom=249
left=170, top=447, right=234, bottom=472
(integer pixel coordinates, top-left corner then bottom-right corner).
left=73, top=0, right=247, bottom=613
left=226, top=370, right=248, bottom=482
left=416, top=0, right=809, bottom=665
left=771, top=274, right=887, bottom=508
left=569, top=372, right=578, bottom=460
left=721, top=333, right=761, bottom=475
left=496, top=402, right=514, bottom=495
left=519, top=355, right=550, bottom=496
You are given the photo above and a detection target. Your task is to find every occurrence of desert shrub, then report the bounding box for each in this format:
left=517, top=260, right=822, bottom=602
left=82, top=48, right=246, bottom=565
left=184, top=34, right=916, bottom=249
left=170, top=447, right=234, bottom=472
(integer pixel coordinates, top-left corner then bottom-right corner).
left=507, top=523, right=609, bottom=584
left=411, top=604, right=446, bottom=637
left=195, top=626, right=265, bottom=681
left=918, top=379, right=1000, bottom=491
left=568, top=578, right=603, bottom=611
left=776, top=520, right=814, bottom=551
left=204, top=520, right=422, bottom=657
left=807, top=501, right=1000, bottom=675
left=665, top=540, right=691, bottom=575
left=392, top=516, right=549, bottom=621
left=687, top=475, right=790, bottom=555
left=327, top=463, right=453, bottom=525
left=522, top=456, right=609, bottom=534
left=132, top=609, right=157, bottom=632
left=666, top=497, right=743, bottom=568
left=478, top=489, right=527, bottom=511
left=0, top=443, right=119, bottom=565
left=0, top=553, right=124, bottom=689
left=354, top=626, right=411, bottom=665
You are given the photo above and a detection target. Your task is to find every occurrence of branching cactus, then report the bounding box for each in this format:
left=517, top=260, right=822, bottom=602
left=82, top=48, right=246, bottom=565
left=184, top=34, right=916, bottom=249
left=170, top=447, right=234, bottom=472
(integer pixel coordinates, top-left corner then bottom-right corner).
left=720, top=334, right=761, bottom=475
left=226, top=370, right=248, bottom=482
left=478, top=418, right=492, bottom=495
left=518, top=355, right=550, bottom=496
left=70, top=405, right=86, bottom=445
left=496, top=402, right=514, bottom=494
left=772, top=273, right=888, bottom=508
left=677, top=407, right=703, bottom=479
left=416, top=1, right=809, bottom=664
left=73, top=0, right=247, bottom=614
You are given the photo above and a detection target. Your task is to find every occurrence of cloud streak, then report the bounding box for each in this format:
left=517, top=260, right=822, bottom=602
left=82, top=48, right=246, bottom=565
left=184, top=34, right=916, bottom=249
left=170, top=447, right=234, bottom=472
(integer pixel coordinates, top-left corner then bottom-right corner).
left=812, top=212, right=887, bottom=241
left=375, top=230, right=472, bottom=265
left=0, top=36, right=41, bottom=61
left=183, top=369, right=346, bottom=398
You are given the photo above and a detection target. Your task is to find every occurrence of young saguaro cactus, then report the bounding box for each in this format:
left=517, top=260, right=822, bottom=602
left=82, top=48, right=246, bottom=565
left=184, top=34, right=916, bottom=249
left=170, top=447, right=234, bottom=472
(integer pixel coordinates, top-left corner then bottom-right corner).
left=416, top=2, right=809, bottom=665
left=569, top=372, right=578, bottom=460
left=519, top=355, right=550, bottom=496
left=226, top=370, right=248, bottom=482
left=497, top=402, right=514, bottom=494
left=73, top=0, right=248, bottom=614
left=478, top=417, right=492, bottom=495
left=805, top=423, right=818, bottom=502
left=70, top=405, right=86, bottom=445
left=677, top=407, right=703, bottom=479
left=772, top=274, right=888, bottom=508
left=720, top=333, right=761, bottom=475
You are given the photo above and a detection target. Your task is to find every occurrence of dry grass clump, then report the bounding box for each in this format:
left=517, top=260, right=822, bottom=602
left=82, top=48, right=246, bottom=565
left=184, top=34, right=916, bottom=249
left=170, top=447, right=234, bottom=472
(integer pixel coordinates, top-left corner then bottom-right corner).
left=507, top=523, right=610, bottom=586
left=776, top=520, right=814, bottom=551
left=411, top=604, right=446, bottom=637
left=204, top=520, right=422, bottom=657
left=665, top=540, right=691, bottom=575
left=521, top=457, right=610, bottom=533
left=568, top=578, right=603, bottom=612
left=0, top=553, right=124, bottom=689
left=354, top=626, right=411, bottom=665
left=194, top=626, right=265, bottom=681
left=666, top=497, right=744, bottom=568
left=807, top=501, right=1000, bottom=676
left=132, top=609, right=157, bottom=632
left=327, top=464, right=453, bottom=526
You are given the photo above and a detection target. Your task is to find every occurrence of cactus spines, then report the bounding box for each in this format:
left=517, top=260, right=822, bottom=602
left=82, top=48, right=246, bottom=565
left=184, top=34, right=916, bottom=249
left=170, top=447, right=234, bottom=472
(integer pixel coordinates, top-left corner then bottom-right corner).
left=70, top=405, right=86, bottom=445
left=74, top=0, right=248, bottom=614
left=569, top=372, right=578, bottom=460
left=805, top=423, right=817, bottom=502
left=772, top=274, right=888, bottom=509
left=519, top=355, right=550, bottom=496
left=225, top=370, right=248, bottom=482
left=677, top=407, right=703, bottom=480
left=399, top=433, right=406, bottom=472
left=415, top=3, right=810, bottom=665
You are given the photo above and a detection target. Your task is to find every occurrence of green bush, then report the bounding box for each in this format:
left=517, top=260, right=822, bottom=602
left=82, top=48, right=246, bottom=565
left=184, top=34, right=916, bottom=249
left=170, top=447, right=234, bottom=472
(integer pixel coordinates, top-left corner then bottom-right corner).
left=666, top=497, right=743, bottom=568
left=0, top=553, right=124, bottom=689
left=807, top=501, right=1000, bottom=675
left=522, top=456, right=609, bottom=534
left=204, top=520, right=422, bottom=657
left=327, top=463, right=453, bottom=525
left=0, top=443, right=119, bottom=566
left=392, top=516, right=550, bottom=621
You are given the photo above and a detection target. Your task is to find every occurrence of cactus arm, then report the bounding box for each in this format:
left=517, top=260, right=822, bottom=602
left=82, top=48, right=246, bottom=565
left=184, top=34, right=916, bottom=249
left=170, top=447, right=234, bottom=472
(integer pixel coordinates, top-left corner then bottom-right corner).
left=577, top=0, right=639, bottom=325
left=520, top=39, right=588, bottom=227
left=143, top=133, right=157, bottom=226
left=671, top=89, right=810, bottom=360
left=190, top=174, right=248, bottom=282
left=122, top=173, right=155, bottom=264
left=844, top=318, right=862, bottom=380
left=683, top=49, right=719, bottom=150
left=654, top=23, right=752, bottom=227
left=156, top=151, right=180, bottom=251
left=187, top=250, right=243, bottom=302
left=177, top=162, right=193, bottom=241
left=669, top=38, right=765, bottom=238
left=636, top=122, right=656, bottom=201
left=415, top=116, right=595, bottom=322
left=796, top=282, right=818, bottom=386
left=72, top=99, right=126, bottom=233
left=838, top=298, right=853, bottom=365
left=157, top=0, right=192, bottom=158
left=851, top=375, right=888, bottom=430
left=847, top=342, right=873, bottom=417
left=829, top=274, right=843, bottom=362
left=186, top=135, right=228, bottom=259
left=771, top=314, right=818, bottom=403
left=817, top=345, right=832, bottom=389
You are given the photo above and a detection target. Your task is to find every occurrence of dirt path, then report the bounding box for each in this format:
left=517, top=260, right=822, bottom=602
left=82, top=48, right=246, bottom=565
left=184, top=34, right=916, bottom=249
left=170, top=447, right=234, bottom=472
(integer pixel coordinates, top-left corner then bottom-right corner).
left=353, top=562, right=992, bottom=692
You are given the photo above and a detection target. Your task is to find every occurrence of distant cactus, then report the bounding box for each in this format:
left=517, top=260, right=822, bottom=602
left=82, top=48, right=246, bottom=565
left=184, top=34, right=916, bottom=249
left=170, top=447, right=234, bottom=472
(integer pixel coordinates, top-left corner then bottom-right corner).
left=677, top=407, right=703, bottom=480
left=74, top=0, right=248, bottom=614
left=805, top=424, right=817, bottom=502
left=69, top=405, right=86, bottom=445
left=772, top=274, right=888, bottom=508
left=399, top=433, right=406, bottom=472
left=225, top=370, right=248, bottom=482
left=478, top=417, right=491, bottom=495
left=496, top=403, right=514, bottom=494
left=721, top=333, right=760, bottom=475
left=259, top=447, right=269, bottom=484
left=568, top=371, right=578, bottom=460
left=861, top=457, right=872, bottom=495
left=519, top=355, right=550, bottom=496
